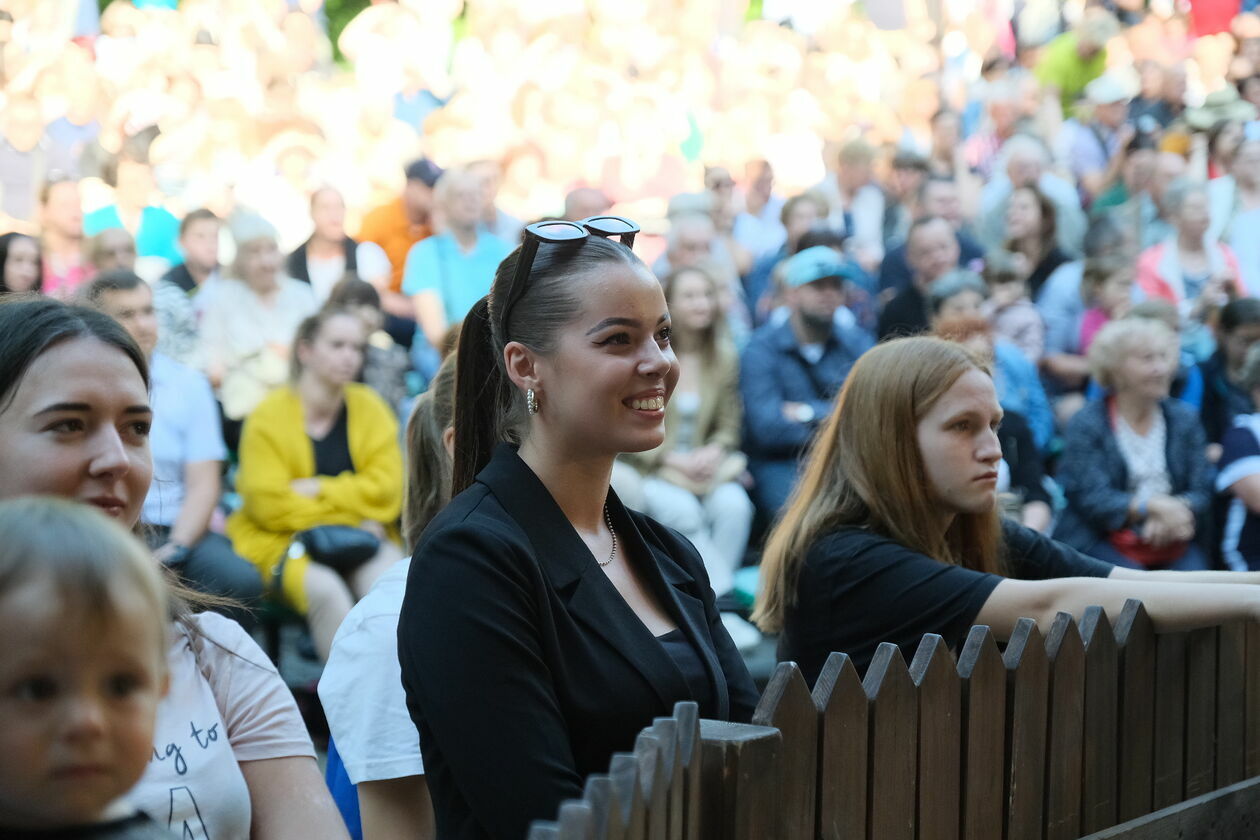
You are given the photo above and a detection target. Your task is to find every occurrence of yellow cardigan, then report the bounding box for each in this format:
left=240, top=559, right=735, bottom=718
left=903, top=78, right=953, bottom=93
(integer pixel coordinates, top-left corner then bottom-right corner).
left=227, top=383, right=403, bottom=612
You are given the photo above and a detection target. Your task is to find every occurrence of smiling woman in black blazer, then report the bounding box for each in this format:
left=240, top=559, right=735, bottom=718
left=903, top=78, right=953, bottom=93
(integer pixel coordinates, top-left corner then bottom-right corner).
left=397, top=217, right=758, bottom=840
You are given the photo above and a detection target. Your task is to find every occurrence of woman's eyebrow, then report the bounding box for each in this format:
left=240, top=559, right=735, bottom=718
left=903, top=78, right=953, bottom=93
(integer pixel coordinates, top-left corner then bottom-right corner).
left=586, top=313, right=671, bottom=335
left=33, top=402, right=153, bottom=416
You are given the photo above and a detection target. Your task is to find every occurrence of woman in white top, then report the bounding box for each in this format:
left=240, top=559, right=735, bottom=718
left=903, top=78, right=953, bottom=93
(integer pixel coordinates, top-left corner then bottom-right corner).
left=199, top=214, right=317, bottom=426
left=0, top=296, right=347, bottom=839
left=318, top=356, right=455, bottom=840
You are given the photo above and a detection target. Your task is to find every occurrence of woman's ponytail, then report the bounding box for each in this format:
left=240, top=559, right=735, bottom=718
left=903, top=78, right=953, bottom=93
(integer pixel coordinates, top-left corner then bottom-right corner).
left=452, top=295, right=508, bottom=494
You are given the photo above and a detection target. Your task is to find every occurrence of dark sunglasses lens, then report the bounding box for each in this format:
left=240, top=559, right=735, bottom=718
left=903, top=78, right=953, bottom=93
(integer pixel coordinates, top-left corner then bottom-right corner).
left=585, top=216, right=638, bottom=235
left=530, top=221, right=587, bottom=242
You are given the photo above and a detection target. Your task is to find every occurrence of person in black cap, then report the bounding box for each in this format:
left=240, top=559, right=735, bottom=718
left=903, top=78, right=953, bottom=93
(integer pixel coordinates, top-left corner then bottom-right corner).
left=358, top=157, right=443, bottom=320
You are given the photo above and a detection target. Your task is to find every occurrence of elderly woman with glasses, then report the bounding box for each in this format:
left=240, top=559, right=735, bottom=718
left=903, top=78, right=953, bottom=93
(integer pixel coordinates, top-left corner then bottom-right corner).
left=397, top=217, right=757, bottom=839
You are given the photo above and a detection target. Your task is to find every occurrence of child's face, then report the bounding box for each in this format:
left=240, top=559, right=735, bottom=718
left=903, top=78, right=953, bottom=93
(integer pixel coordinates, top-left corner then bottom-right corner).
left=0, top=577, right=166, bottom=829
left=1100, top=271, right=1135, bottom=316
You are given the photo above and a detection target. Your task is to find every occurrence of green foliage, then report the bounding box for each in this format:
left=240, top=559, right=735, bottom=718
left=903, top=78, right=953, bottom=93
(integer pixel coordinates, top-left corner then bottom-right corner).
left=324, top=0, right=371, bottom=65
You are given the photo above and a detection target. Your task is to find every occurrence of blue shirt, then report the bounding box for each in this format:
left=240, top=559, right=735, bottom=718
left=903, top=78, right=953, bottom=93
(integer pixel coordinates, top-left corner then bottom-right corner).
left=739, top=319, right=872, bottom=459
left=84, top=204, right=182, bottom=265
left=993, top=339, right=1055, bottom=452
left=141, top=353, right=227, bottom=527
left=401, top=231, right=511, bottom=324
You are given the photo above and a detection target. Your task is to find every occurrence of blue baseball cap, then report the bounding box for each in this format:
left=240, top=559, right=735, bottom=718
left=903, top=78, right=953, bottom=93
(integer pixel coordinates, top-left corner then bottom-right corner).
left=784, top=246, right=851, bottom=288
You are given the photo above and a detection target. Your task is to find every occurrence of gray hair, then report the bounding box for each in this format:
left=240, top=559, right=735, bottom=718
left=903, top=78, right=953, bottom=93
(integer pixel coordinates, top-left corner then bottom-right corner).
left=929, top=269, right=988, bottom=314
left=1161, top=177, right=1209, bottom=216
left=1088, top=317, right=1178, bottom=391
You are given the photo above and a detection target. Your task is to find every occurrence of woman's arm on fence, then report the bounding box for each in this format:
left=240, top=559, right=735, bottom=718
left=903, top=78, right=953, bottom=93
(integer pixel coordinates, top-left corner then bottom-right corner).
left=975, top=576, right=1260, bottom=639
left=1108, top=565, right=1260, bottom=586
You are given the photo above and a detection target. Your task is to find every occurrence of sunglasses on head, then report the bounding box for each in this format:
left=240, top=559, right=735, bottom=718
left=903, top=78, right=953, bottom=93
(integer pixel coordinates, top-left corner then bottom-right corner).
left=500, top=215, right=640, bottom=327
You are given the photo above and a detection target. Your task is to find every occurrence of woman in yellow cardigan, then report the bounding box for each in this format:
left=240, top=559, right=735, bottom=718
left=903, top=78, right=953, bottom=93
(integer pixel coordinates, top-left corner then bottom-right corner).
left=617, top=264, right=754, bottom=597
left=228, top=307, right=404, bottom=660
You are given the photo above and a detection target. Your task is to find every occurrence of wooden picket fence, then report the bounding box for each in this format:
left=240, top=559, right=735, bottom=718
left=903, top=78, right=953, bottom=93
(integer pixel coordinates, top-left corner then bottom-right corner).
left=527, top=600, right=1260, bottom=839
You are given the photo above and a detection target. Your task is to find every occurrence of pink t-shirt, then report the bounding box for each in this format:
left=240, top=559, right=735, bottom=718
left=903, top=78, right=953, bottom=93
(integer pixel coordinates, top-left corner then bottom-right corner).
left=1079, top=307, right=1111, bottom=354
left=128, top=612, right=314, bottom=837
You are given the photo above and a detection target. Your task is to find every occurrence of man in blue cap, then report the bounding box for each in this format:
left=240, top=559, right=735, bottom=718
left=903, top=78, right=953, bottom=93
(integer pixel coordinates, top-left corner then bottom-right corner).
left=740, top=245, right=873, bottom=518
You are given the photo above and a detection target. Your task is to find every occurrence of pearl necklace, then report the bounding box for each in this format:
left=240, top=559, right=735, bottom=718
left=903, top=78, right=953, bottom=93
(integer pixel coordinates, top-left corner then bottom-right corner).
left=598, top=505, right=618, bottom=567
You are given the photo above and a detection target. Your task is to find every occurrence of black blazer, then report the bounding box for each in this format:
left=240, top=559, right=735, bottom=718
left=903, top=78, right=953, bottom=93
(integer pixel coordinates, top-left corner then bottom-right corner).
left=285, top=235, right=357, bottom=285
left=397, top=445, right=758, bottom=840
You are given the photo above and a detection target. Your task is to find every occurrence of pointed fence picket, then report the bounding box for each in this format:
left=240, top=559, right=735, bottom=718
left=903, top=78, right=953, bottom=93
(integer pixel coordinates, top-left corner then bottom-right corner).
left=529, top=608, right=1260, bottom=840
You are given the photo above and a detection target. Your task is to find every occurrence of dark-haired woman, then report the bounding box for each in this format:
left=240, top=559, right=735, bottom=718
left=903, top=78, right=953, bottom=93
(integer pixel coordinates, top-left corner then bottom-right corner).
left=228, top=308, right=404, bottom=662
left=1004, top=185, right=1071, bottom=299
left=0, top=296, right=347, bottom=838
left=398, top=218, right=758, bottom=839
left=752, top=336, right=1260, bottom=684
left=0, top=231, right=42, bottom=294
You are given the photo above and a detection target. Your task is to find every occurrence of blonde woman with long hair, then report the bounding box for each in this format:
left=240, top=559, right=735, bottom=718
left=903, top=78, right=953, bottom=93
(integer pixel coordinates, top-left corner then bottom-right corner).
left=753, top=336, right=1260, bottom=683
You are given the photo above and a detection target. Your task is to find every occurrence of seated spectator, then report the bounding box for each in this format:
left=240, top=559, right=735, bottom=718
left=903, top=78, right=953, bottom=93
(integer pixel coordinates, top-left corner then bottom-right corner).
left=358, top=158, right=440, bottom=321
left=38, top=176, right=90, bottom=299
left=0, top=231, right=42, bottom=294
left=1086, top=301, right=1204, bottom=411
left=327, top=274, right=413, bottom=411
left=83, top=269, right=263, bottom=630
left=1138, top=179, right=1242, bottom=360
left=879, top=216, right=960, bottom=340
left=814, top=138, right=886, bottom=271
left=1090, top=131, right=1158, bottom=217
left=288, top=186, right=362, bottom=303
left=979, top=135, right=1087, bottom=257
left=468, top=158, right=524, bottom=244
left=1038, top=216, right=1135, bottom=409
left=618, top=264, right=754, bottom=598
left=84, top=148, right=181, bottom=267
left=398, top=227, right=757, bottom=839
left=1054, top=318, right=1211, bottom=570
left=0, top=295, right=344, bottom=838
left=741, top=246, right=871, bottom=517
left=1003, top=184, right=1071, bottom=301
left=1216, top=344, right=1260, bottom=571
left=753, top=334, right=1260, bottom=682
left=878, top=176, right=985, bottom=295
left=794, top=228, right=876, bottom=335
left=228, top=307, right=405, bottom=661
left=88, top=227, right=138, bottom=278
left=1033, top=8, right=1119, bottom=113
left=403, top=167, right=511, bottom=348
left=965, top=79, right=1025, bottom=180
left=1114, top=150, right=1186, bottom=251
left=318, top=356, right=454, bottom=840
left=1201, top=298, right=1260, bottom=450
left=154, top=208, right=222, bottom=367
left=931, top=307, right=1054, bottom=453
left=1059, top=70, right=1136, bottom=203
left=743, top=191, right=828, bottom=323
left=983, top=250, right=1044, bottom=363
left=1208, top=139, right=1260, bottom=294
left=1079, top=256, right=1137, bottom=353
left=732, top=159, right=786, bottom=260
left=0, top=498, right=169, bottom=836
left=881, top=150, right=931, bottom=251
left=198, top=214, right=317, bottom=432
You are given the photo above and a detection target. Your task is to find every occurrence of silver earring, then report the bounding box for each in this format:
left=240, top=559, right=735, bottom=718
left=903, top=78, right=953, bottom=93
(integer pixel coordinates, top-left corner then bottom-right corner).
left=526, top=388, right=539, bottom=416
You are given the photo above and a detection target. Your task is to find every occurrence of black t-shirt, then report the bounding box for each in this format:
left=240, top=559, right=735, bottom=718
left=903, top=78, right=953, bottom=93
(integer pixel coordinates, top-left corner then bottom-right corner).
left=1, top=813, right=172, bottom=839
left=780, top=519, right=1114, bottom=684
left=311, top=403, right=353, bottom=477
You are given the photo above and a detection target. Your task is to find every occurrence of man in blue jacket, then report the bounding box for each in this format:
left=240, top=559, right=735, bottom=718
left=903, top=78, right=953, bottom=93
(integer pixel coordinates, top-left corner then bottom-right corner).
left=740, top=246, right=873, bottom=518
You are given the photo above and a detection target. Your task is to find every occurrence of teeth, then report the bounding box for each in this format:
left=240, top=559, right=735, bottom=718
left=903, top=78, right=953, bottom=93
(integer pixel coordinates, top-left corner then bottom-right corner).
left=630, top=397, right=664, bottom=411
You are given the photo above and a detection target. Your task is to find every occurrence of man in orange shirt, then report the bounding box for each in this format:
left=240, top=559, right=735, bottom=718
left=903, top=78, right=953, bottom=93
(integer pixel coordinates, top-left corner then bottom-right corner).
left=358, top=157, right=441, bottom=320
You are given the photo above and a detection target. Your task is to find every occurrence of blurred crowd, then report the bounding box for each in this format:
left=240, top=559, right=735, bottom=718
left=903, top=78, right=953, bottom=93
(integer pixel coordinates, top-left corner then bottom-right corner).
left=11, top=0, right=1260, bottom=835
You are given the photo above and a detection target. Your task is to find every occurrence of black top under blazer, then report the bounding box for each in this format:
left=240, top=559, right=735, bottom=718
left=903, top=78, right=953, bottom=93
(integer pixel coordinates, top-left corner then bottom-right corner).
left=397, top=445, right=758, bottom=840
